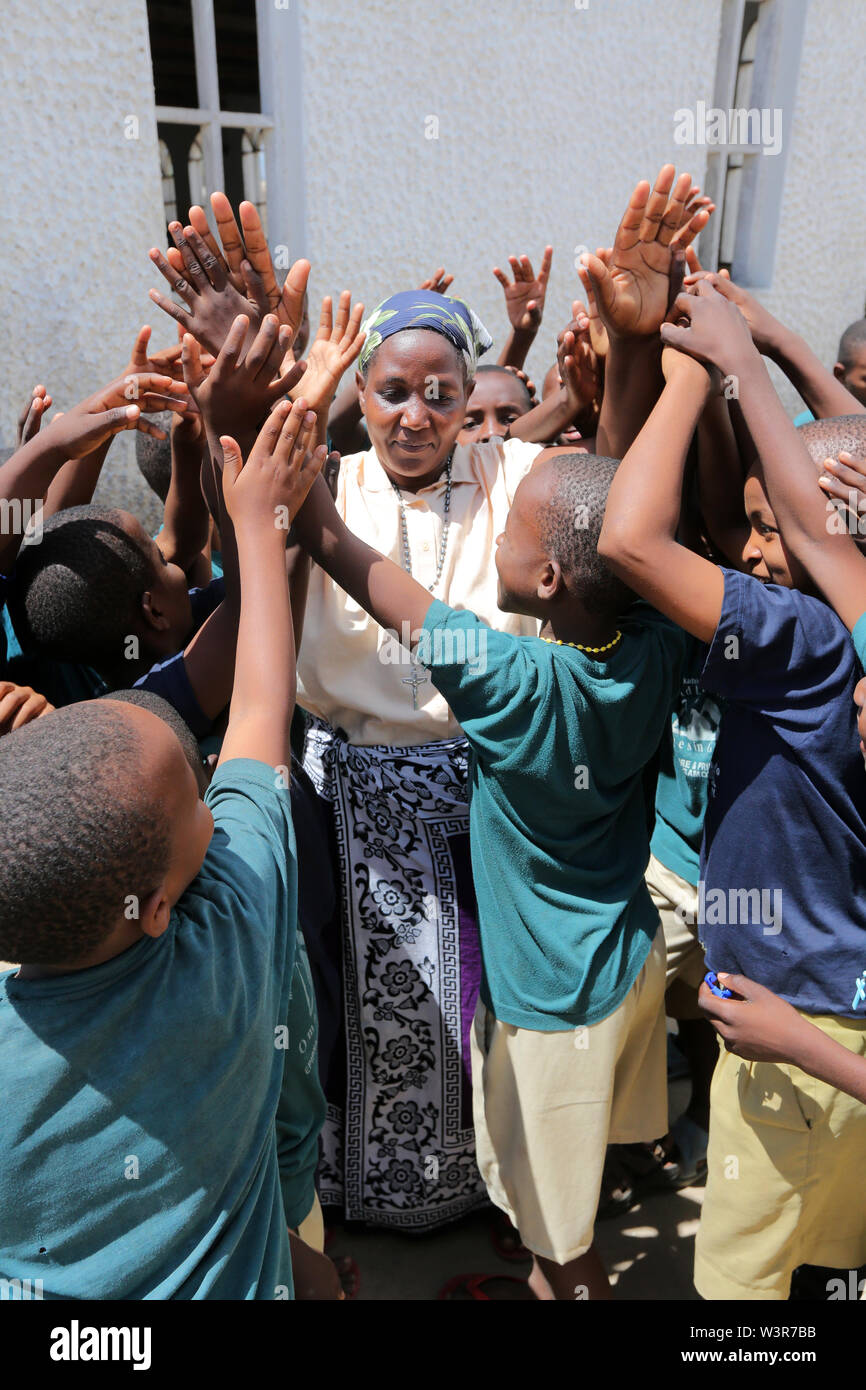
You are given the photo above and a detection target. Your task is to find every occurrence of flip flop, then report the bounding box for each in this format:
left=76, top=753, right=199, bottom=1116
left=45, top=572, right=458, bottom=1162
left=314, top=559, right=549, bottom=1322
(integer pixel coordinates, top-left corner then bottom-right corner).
left=438, top=1272, right=530, bottom=1301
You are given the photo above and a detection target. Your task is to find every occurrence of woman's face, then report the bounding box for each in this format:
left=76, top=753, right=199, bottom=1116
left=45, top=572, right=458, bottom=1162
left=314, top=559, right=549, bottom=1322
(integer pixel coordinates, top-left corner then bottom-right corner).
left=357, top=330, right=470, bottom=489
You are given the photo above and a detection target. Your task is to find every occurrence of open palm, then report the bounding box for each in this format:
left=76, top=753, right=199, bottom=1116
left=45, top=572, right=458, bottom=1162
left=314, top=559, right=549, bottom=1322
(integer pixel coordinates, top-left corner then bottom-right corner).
left=579, top=167, right=711, bottom=339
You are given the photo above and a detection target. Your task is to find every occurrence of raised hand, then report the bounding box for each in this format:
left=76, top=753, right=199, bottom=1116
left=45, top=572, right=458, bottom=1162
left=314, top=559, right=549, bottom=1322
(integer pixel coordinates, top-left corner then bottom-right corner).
left=124, top=322, right=216, bottom=384
left=418, top=266, right=454, bottom=296
left=150, top=220, right=272, bottom=361
left=660, top=279, right=758, bottom=376
left=181, top=313, right=306, bottom=442
left=290, top=292, right=365, bottom=413
left=169, top=195, right=311, bottom=350
left=16, top=386, right=52, bottom=446
left=557, top=321, right=601, bottom=417
left=35, top=372, right=190, bottom=457
left=682, top=270, right=781, bottom=356
left=493, top=246, right=553, bottom=333
left=0, top=681, right=54, bottom=735
left=221, top=395, right=326, bottom=532
left=579, top=166, right=711, bottom=340
left=571, top=284, right=608, bottom=361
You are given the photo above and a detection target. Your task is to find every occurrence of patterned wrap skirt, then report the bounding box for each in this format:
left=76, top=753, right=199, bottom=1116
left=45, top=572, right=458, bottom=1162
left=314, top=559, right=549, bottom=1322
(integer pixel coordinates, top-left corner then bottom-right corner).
left=301, top=716, right=488, bottom=1231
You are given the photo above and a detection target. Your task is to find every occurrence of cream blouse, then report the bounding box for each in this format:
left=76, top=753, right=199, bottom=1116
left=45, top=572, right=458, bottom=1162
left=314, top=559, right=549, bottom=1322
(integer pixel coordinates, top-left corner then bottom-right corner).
left=297, top=437, right=543, bottom=746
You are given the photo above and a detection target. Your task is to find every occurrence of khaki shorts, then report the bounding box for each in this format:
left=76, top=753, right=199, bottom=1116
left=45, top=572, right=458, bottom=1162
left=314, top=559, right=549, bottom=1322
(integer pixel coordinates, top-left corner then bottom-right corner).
left=470, top=927, right=667, bottom=1265
left=645, top=852, right=705, bottom=991
left=292, top=1192, right=325, bottom=1254
left=695, top=1016, right=866, bottom=1300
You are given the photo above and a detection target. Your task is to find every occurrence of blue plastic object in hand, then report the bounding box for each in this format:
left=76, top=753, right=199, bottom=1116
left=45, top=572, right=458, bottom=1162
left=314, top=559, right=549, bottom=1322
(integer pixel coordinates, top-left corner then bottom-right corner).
left=704, top=970, right=733, bottom=1000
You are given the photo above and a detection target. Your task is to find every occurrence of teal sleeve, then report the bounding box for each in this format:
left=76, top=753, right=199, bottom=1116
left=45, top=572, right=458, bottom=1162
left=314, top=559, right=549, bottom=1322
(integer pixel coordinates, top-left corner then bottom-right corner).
left=417, top=600, right=539, bottom=759
left=853, top=611, right=866, bottom=669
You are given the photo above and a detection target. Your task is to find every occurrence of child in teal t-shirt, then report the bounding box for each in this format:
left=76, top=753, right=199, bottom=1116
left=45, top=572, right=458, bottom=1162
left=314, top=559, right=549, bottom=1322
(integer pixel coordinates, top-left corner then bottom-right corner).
left=0, top=393, right=328, bottom=1299
left=293, top=447, right=686, bottom=1300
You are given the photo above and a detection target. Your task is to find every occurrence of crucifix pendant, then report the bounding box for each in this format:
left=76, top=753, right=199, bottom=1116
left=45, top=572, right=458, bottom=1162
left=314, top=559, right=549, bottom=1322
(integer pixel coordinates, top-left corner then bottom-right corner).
left=402, top=663, right=429, bottom=710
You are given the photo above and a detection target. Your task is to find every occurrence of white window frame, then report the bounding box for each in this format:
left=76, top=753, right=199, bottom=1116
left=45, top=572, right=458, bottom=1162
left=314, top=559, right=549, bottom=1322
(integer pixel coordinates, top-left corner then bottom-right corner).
left=152, top=0, right=307, bottom=259
left=702, top=0, right=808, bottom=287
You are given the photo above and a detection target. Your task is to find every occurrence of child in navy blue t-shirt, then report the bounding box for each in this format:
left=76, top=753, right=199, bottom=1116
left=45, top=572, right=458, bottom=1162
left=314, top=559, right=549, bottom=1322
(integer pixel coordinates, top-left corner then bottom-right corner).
left=599, top=286, right=866, bottom=1300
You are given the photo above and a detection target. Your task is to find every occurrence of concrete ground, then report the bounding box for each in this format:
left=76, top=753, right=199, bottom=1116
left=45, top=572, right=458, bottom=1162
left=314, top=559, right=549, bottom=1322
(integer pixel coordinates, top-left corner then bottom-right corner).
left=326, top=1078, right=703, bottom=1300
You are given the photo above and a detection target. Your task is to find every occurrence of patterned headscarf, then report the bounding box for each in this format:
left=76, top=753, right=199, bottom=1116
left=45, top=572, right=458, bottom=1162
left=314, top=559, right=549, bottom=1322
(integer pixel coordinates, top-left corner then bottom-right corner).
left=359, top=290, right=493, bottom=377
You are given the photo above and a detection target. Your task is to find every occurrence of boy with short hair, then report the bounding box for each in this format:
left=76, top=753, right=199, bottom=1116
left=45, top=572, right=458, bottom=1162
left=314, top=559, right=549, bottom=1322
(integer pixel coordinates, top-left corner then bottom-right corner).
left=292, top=441, right=686, bottom=1300
left=598, top=280, right=866, bottom=1299
left=0, top=392, right=326, bottom=1298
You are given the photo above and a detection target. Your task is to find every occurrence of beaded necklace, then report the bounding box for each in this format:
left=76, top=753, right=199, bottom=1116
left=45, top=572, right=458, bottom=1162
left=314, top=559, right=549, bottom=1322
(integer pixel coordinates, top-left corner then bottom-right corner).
left=390, top=451, right=454, bottom=592
left=541, top=631, right=623, bottom=655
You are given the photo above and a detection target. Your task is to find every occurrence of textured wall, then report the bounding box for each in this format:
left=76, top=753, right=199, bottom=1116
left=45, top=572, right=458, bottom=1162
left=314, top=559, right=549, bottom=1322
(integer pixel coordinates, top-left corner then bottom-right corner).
left=297, top=0, right=721, bottom=386
left=0, top=0, right=168, bottom=530
left=753, top=0, right=866, bottom=412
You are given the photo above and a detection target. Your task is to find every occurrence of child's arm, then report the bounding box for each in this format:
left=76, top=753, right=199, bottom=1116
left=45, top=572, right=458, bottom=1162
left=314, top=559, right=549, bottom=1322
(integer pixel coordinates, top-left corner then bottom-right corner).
left=579, top=166, right=711, bottom=460
left=696, top=386, right=750, bottom=565
left=170, top=314, right=305, bottom=722
left=699, top=974, right=866, bottom=1106
left=0, top=373, right=189, bottom=571
left=597, top=347, right=724, bottom=643
left=291, top=473, right=435, bottom=645
left=157, top=412, right=210, bottom=575
left=687, top=271, right=866, bottom=421
left=661, top=284, right=866, bottom=632
left=217, top=399, right=324, bottom=768
left=508, top=323, right=595, bottom=443
left=493, top=247, right=553, bottom=371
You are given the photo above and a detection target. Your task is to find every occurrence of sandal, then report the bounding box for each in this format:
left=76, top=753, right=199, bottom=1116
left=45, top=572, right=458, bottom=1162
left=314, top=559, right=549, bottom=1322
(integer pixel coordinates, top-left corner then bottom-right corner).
left=438, top=1272, right=530, bottom=1301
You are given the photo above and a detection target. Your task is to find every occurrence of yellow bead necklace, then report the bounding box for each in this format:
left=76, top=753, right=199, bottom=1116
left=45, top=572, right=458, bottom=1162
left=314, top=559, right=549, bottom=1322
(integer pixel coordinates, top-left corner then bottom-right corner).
left=541, top=630, right=623, bottom=655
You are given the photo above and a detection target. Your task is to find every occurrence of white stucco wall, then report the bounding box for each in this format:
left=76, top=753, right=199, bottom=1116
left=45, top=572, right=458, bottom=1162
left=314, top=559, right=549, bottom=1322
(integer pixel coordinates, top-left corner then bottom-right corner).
left=0, top=0, right=168, bottom=527
left=297, top=0, right=721, bottom=386
left=754, top=0, right=866, bottom=414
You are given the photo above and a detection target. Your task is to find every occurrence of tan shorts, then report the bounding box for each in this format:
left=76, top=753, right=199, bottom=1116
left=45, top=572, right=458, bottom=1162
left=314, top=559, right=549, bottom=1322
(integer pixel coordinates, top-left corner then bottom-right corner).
left=645, top=852, right=705, bottom=990
left=695, top=1016, right=866, bottom=1300
left=292, top=1192, right=325, bottom=1254
left=470, top=927, right=667, bottom=1264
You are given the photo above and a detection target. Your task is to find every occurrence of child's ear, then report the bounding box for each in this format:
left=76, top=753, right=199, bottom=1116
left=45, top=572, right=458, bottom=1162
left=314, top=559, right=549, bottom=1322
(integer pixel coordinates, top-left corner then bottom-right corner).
left=355, top=370, right=365, bottom=408
left=833, top=362, right=845, bottom=382
left=140, top=591, right=170, bottom=632
left=537, top=558, right=562, bottom=601
left=138, top=885, right=173, bottom=940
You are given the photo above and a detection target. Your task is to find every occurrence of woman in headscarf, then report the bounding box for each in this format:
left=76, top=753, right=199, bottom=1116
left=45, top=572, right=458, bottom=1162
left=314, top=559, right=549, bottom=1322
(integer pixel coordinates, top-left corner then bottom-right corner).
left=297, top=289, right=545, bottom=1231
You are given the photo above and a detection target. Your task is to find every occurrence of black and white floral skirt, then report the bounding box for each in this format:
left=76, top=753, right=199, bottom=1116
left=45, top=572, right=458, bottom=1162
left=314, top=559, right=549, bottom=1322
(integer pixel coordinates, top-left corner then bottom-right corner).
left=302, top=716, right=488, bottom=1231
